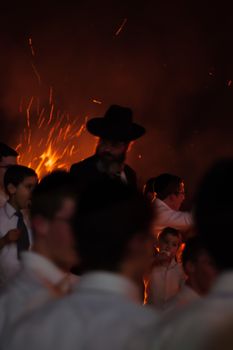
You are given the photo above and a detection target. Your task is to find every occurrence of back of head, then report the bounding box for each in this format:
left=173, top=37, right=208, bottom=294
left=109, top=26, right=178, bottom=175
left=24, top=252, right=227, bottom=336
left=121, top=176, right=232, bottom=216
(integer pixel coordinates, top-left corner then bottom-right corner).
left=4, top=165, right=37, bottom=193
left=30, top=171, right=76, bottom=220
left=153, top=173, right=182, bottom=200
left=195, top=158, right=233, bottom=270
left=74, top=179, right=154, bottom=272
left=0, top=143, right=18, bottom=161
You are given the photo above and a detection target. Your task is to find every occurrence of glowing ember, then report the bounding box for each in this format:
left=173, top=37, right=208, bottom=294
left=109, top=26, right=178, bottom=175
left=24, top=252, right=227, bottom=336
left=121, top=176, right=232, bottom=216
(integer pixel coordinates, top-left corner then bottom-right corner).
left=29, top=37, right=35, bottom=57
left=114, top=18, right=127, bottom=37
left=92, top=99, right=102, bottom=105
left=227, top=80, right=232, bottom=87
left=15, top=95, right=87, bottom=179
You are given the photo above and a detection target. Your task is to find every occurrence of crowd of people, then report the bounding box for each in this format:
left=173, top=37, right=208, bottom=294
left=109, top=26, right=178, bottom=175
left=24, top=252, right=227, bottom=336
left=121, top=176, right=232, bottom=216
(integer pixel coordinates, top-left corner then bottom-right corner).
left=0, top=104, right=232, bottom=350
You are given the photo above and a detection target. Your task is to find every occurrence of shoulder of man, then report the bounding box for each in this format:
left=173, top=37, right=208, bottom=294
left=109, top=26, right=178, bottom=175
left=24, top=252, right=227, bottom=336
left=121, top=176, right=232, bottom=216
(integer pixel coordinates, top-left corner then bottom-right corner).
left=70, top=155, right=97, bottom=174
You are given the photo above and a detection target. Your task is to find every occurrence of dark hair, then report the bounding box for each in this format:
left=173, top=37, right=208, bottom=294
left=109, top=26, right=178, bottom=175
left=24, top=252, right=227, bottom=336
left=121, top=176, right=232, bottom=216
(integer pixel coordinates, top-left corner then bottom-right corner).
left=195, top=158, right=233, bottom=271
left=158, top=227, right=181, bottom=242
left=0, top=143, right=18, bottom=161
left=182, top=236, right=206, bottom=269
left=4, top=165, right=37, bottom=193
left=153, top=173, right=183, bottom=200
left=30, top=171, right=77, bottom=220
left=144, top=177, right=156, bottom=196
left=73, top=179, right=154, bottom=272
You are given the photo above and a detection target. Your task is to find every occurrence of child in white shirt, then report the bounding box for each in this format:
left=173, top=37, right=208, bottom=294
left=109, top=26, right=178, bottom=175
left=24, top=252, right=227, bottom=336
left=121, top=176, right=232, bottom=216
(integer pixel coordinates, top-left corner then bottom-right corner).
left=146, top=227, right=185, bottom=310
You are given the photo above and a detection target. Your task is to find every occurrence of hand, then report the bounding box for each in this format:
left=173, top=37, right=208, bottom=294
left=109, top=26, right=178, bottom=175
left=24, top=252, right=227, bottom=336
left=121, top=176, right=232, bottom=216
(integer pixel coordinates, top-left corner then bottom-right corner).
left=153, top=251, right=171, bottom=267
left=5, top=229, right=21, bottom=243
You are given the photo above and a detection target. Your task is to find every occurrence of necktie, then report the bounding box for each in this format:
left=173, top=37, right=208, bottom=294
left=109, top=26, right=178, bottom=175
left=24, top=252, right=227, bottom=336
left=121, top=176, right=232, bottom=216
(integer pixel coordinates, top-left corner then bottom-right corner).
left=15, top=211, right=30, bottom=259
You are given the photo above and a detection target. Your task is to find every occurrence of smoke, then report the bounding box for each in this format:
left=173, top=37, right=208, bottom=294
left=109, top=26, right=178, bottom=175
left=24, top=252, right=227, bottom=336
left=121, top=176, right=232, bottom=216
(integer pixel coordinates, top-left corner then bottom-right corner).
left=0, top=1, right=233, bottom=198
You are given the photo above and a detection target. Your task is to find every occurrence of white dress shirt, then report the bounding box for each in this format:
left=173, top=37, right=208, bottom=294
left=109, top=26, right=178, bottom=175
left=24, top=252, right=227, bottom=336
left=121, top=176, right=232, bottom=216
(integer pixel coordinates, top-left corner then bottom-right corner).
left=147, top=258, right=186, bottom=310
left=0, top=189, right=8, bottom=208
left=165, top=283, right=200, bottom=312
left=153, top=199, right=193, bottom=238
left=0, top=251, right=75, bottom=338
left=132, top=271, right=233, bottom=350
left=0, top=202, right=33, bottom=287
left=126, top=272, right=233, bottom=350
left=2, top=271, right=158, bottom=350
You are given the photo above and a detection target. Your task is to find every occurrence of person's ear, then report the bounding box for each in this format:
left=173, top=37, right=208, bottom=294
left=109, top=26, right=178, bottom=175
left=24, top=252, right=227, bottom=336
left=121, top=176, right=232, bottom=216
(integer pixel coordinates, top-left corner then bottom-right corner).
left=7, top=183, right=17, bottom=195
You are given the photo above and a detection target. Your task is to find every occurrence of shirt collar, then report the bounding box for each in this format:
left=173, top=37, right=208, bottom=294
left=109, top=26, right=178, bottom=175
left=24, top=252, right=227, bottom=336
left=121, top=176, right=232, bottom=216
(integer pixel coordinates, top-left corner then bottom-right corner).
left=155, top=198, right=171, bottom=210
left=4, top=201, right=17, bottom=219
left=21, top=251, right=67, bottom=285
left=77, top=271, right=141, bottom=303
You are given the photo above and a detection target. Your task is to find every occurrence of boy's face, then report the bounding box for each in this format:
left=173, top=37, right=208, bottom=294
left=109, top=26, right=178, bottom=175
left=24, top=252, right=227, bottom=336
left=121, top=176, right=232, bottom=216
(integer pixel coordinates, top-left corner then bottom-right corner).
left=10, top=176, right=37, bottom=210
left=159, top=233, right=180, bottom=259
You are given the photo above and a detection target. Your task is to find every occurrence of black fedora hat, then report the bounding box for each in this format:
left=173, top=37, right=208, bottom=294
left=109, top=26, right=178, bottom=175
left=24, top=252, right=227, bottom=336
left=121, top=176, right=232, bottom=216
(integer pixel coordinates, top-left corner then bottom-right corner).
left=86, top=105, right=146, bottom=141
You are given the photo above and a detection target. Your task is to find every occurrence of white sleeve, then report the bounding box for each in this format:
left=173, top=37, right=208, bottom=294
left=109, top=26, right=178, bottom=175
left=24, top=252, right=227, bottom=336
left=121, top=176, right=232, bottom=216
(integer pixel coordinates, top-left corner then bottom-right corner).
left=156, top=207, right=193, bottom=232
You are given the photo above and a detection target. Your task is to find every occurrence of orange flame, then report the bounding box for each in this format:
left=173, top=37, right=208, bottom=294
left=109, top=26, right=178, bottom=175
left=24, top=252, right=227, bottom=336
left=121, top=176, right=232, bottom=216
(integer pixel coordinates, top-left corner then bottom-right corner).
left=16, top=95, right=87, bottom=179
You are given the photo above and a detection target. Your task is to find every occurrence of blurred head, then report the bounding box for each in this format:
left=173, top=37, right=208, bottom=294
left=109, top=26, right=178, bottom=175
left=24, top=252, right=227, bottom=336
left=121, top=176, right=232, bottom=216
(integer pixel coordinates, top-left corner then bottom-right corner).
left=158, top=227, right=182, bottom=259
left=144, top=177, right=157, bottom=202
left=30, top=171, right=78, bottom=271
left=182, top=236, right=218, bottom=295
left=73, top=179, right=154, bottom=284
left=4, top=165, right=37, bottom=210
left=195, top=158, right=233, bottom=271
left=0, top=143, right=18, bottom=188
left=96, top=138, right=129, bottom=165
left=153, top=173, right=185, bottom=210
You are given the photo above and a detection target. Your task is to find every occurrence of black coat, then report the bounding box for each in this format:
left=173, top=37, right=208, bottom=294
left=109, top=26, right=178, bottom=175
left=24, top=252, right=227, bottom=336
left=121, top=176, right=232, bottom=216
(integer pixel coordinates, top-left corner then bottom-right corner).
left=70, top=155, right=137, bottom=190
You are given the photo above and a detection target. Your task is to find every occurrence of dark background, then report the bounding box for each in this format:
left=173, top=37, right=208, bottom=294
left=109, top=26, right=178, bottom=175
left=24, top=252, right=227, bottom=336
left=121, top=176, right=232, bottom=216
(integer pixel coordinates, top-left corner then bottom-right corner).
left=0, top=1, right=233, bottom=201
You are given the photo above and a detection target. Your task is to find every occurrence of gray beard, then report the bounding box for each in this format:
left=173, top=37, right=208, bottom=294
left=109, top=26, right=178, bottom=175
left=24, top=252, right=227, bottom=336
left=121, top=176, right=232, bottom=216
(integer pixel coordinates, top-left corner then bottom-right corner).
left=96, top=158, right=124, bottom=177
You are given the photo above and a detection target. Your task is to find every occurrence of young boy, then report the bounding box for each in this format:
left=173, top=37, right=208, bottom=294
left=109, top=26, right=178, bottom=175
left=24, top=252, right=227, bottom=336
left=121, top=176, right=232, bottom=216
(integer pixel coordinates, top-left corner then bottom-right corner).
left=0, top=165, right=37, bottom=287
left=0, top=171, right=79, bottom=337
left=146, top=227, right=185, bottom=310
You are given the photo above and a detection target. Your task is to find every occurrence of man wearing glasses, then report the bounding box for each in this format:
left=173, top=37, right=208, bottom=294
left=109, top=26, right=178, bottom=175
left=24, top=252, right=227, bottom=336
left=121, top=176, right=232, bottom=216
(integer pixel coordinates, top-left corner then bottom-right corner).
left=0, top=143, right=18, bottom=207
left=152, top=173, right=193, bottom=239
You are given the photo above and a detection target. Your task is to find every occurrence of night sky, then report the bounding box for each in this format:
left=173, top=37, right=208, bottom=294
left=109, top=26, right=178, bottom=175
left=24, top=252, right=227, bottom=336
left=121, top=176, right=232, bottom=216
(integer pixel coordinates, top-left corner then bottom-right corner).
left=0, top=1, right=233, bottom=200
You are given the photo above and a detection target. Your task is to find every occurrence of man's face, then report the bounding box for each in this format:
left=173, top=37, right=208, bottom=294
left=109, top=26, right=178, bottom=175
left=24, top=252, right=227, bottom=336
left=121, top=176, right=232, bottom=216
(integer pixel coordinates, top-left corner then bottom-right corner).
left=10, top=175, right=38, bottom=210
left=171, top=182, right=186, bottom=211
left=96, top=139, right=129, bottom=164
left=46, top=198, right=78, bottom=271
left=0, top=156, right=17, bottom=187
